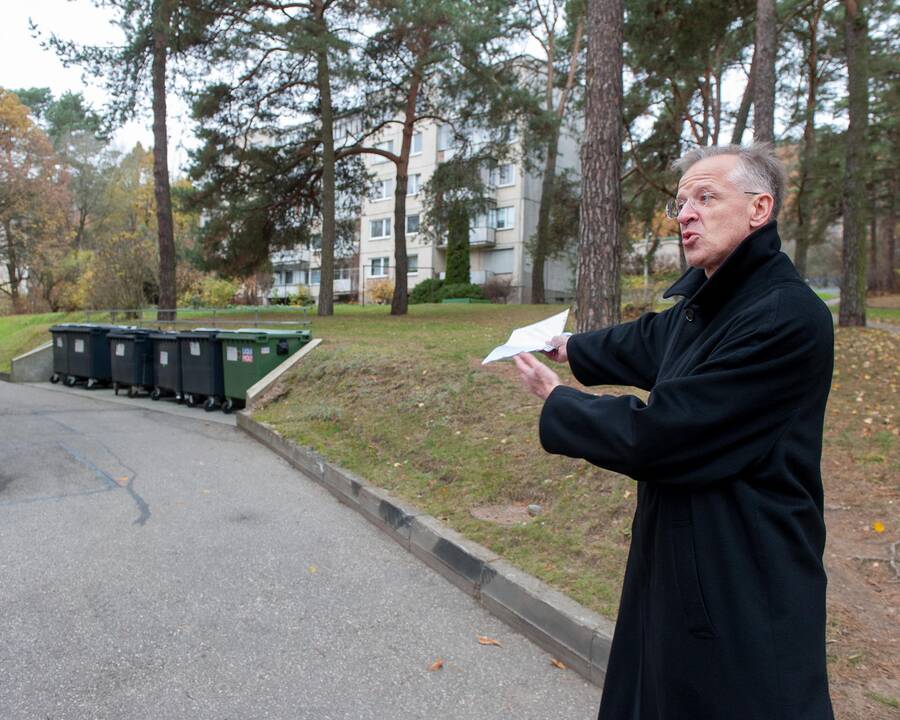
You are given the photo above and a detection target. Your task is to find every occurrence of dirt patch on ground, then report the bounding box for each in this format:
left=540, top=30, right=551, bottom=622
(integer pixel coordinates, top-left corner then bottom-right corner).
left=470, top=503, right=535, bottom=525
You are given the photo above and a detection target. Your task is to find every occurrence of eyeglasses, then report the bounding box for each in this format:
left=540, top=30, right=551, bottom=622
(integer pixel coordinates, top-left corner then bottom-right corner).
left=665, top=191, right=763, bottom=220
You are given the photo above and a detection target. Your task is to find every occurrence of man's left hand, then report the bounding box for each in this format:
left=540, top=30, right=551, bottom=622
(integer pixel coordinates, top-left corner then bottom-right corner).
left=514, top=352, right=562, bottom=400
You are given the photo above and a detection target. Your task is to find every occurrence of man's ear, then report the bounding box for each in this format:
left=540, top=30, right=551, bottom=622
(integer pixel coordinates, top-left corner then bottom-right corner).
left=749, top=194, right=775, bottom=227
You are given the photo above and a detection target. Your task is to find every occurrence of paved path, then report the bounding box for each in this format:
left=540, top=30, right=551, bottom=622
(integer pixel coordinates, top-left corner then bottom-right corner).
left=0, top=382, right=601, bottom=720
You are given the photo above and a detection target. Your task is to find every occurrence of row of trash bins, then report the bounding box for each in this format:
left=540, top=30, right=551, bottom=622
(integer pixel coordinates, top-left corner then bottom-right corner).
left=48, top=324, right=312, bottom=414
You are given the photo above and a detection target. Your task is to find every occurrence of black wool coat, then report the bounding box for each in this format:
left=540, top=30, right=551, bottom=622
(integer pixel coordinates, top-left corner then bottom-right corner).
left=540, top=223, right=835, bottom=720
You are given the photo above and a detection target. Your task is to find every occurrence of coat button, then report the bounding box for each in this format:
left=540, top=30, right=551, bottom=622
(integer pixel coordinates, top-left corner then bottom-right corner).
left=684, top=307, right=695, bottom=322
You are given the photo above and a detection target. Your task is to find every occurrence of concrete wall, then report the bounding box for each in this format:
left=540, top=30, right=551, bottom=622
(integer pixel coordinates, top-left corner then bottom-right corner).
left=11, top=343, right=53, bottom=383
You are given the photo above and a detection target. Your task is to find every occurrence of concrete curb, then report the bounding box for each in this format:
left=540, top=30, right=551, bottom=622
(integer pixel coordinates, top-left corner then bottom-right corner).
left=236, top=411, right=614, bottom=686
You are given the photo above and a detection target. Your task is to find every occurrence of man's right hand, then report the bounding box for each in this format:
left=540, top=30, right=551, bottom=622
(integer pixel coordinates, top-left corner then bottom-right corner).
left=543, top=335, right=570, bottom=364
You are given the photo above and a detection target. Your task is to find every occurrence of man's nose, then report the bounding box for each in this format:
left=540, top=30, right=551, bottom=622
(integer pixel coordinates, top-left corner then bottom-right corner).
left=677, top=199, right=698, bottom=224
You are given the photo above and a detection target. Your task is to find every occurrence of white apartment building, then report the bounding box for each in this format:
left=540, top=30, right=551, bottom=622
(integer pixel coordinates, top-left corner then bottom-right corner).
left=270, top=116, right=579, bottom=305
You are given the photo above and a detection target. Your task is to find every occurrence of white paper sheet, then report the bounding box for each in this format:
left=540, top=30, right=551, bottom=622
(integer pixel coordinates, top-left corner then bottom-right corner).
left=482, top=308, right=570, bottom=365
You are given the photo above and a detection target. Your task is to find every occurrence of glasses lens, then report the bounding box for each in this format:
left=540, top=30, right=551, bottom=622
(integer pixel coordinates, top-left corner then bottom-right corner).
left=665, top=199, right=679, bottom=219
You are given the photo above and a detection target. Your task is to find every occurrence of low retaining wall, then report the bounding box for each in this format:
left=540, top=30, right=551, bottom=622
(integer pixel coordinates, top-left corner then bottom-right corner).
left=10, top=342, right=53, bottom=383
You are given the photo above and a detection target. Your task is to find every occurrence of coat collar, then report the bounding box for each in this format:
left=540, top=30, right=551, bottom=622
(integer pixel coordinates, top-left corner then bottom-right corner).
left=663, top=221, right=782, bottom=307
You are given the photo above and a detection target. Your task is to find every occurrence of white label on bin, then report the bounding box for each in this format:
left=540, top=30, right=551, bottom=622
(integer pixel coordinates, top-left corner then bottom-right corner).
left=241, top=347, right=253, bottom=363
left=74, top=339, right=85, bottom=353
left=190, top=341, right=200, bottom=356
left=261, top=346, right=270, bottom=355
left=160, top=351, right=168, bottom=366
left=115, top=342, right=125, bottom=357
left=226, top=346, right=238, bottom=362
left=56, top=337, right=63, bottom=348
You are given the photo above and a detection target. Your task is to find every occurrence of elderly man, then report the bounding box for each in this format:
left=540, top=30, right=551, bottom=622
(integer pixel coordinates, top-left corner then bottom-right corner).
left=515, top=144, right=834, bottom=719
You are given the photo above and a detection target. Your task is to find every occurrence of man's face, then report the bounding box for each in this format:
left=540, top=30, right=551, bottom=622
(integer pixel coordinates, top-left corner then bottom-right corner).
left=675, top=155, right=767, bottom=276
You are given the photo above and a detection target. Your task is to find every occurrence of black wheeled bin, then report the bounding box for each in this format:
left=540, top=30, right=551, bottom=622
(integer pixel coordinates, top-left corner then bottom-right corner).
left=49, top=323, right=80, bottom=384
left=108, top=329, right=154, bottom=397
left=149, top=331, right=182, bottom=402
left=177, top=329, right=225, bottom=411
left=55, top=324, right=120, bottom=388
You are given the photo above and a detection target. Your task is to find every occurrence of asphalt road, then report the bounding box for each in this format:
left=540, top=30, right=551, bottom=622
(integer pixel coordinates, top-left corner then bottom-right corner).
left=0, top=382, right=602, bottom=719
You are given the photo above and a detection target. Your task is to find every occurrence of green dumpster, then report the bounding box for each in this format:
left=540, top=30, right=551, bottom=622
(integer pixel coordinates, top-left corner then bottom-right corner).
left=218, top=328, right=312, bottom=413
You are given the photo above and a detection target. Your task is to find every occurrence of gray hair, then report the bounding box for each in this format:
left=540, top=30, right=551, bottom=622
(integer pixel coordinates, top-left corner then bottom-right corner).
left=673, top=142, right=787, bottom=219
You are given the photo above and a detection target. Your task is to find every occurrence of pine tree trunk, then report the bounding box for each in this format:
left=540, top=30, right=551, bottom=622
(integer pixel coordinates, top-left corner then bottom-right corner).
left=152, top=0, right=176, bottom=322
left=390, top=71, right=423, bottom=316
left=794, top=5, right=821, bottom=279
left=532, top=130, right=560, bottom=304
left=753, top=0, right=777, bottom=143
left=576, top=0, right=623, bottom=332
left=731, top=50, right=755, bottom=145
left=839, top=0, right=868, bottom=326
left=884, top=169, right=897, bottom=292
left=315, top=4, right=335, bottom=317
left=867, top=199, right=878, bottom=291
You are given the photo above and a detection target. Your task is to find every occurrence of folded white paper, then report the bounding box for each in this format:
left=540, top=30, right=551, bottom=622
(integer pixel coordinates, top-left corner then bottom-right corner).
left=482, top=308, right=570, bottom=364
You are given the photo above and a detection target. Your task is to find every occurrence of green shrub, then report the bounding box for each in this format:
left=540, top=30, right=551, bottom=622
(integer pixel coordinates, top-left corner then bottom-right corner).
left=410, top=278, right=444, bottom=304
left=440, top=282, right=484, bottom=301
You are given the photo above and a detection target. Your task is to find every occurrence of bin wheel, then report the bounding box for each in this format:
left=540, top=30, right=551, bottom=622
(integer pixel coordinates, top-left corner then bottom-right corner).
left=185, top=394, right=197, bottom=408
left=150, top=388, right=161, bottom=401
left=113, top=382, right=120, bottom=396
left=203, top=397, right=217, bottom=412
left=127, top=386, right=136, bottom=398
left=222, top=398, right=234, bottom=414
left=86, top=378, right=97, bottom=390
left=65, top=376, right=77, bottom=387
left=50, top=373, right=60, bottom=384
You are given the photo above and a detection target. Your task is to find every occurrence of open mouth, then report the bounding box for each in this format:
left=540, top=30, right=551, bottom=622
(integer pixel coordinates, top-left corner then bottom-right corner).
left=682, top=231, right=699, bottom=244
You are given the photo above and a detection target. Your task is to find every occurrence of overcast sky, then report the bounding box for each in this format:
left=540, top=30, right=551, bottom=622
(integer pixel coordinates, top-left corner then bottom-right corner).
left=0, top=0, right=194, bottom=172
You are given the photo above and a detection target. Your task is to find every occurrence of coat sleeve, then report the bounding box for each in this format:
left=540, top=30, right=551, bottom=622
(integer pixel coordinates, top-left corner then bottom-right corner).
left=567, top=308, right=677, bottom=391
left=539, top=296, right=833, bottom=487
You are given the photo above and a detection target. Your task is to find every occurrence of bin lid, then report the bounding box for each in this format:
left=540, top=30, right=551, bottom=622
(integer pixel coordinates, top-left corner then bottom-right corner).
left=107, top=328, right=153, bottom=339
left=233, top=328, right=312, bottom=337
left=175, top=328, right=222, bottom=339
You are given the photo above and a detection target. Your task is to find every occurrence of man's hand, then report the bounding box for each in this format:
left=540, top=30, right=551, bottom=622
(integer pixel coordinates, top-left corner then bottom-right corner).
left=543, top=335, right=570, bottom=364
left=514, top=352, right=562, bottom=400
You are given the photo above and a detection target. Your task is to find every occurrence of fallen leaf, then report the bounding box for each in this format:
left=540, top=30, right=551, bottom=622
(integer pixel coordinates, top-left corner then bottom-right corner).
left=308, top=565, right=318, bottom=573
left=873, top=521, right=885, bottom=533
left=428, top=659, right=444, bottom=671
left=478, top=636, right=502, bottom=647
left=114, top=476, right=129, bottom=487
left=550, top=658, right=567, bottom=670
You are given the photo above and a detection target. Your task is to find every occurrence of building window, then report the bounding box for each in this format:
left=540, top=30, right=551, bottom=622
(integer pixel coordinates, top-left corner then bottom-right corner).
left=407, top=173, right=421, bottom=196
left=406, top=214, right=420, bottom=235
left=493, top=164, right=515, bottom=187
left=370, top=218, right=391, bottom=239
left=284, top=270, right=293, bottom=285
left=410, top=132, right=422, bottom=155
left=407, top=254, right=418, bottom=274
left=273, top=272, right=281, bottom=285
left=369, top=178, right=392, bottom=202
left=372, top=139, right=394, bottom=163
left=298, top=270, right=308, bottom=285
left=310, top=268, right=321, bottom=284
left=335, top=267, right=351, bottom=280
left=437, top=124, right=453, bottom=151
left=371, top=257, right=390, bottom=277
left=492, top=206, right=515, bottom=230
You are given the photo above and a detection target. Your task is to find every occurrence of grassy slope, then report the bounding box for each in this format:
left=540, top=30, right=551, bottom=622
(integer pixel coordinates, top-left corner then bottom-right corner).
left=255, top=303, right=641, bottom=617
